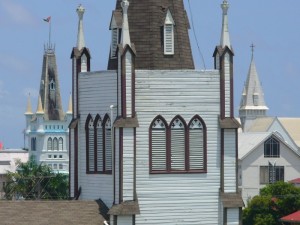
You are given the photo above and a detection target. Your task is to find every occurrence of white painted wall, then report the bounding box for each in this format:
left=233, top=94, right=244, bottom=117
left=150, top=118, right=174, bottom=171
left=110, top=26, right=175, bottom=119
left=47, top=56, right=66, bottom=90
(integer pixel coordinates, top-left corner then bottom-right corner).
left=240, top=139, right=300, bottom=204
left=123, top=128, right=134, bottom=201
left=78, top=71, right=117, bottom=207
left=224, top=129, right=236, bottom=193
left=125, top=52, right=132, bottom=117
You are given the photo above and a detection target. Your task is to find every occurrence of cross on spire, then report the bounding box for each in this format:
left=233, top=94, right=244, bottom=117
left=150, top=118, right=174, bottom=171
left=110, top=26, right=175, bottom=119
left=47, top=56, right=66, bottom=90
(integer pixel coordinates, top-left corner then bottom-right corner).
left=250, top=43, right=255, bottom=59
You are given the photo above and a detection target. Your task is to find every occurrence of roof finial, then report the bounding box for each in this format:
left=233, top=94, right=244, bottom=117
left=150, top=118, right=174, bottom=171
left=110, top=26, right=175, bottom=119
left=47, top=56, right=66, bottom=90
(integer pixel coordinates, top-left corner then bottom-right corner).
left=25, top=93, right=33, bottom=115
left=67, top=93, right=72, bottom=114
left=36, top=95, right=44, bottom=114
left=76, top=4, right=86, bottom=50
left=220, top=0, right=231, bottom=49
left=121, top=0, right=131, bottom=47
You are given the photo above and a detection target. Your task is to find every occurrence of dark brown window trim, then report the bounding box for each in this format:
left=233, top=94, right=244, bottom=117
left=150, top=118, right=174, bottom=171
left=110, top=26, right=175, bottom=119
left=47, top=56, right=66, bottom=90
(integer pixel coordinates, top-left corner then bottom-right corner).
left=85, top=114, right=113, bottom=174
left=149, top=114, right=208, bottom=174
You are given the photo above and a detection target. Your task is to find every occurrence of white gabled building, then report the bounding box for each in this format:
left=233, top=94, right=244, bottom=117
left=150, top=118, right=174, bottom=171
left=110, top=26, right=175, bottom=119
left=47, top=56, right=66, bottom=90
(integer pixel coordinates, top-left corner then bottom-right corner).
left=24, top=45, right=72, bottom=174
left=238, top=47, right=300, bottom=204
left=69, top=1, right=243, bottom=224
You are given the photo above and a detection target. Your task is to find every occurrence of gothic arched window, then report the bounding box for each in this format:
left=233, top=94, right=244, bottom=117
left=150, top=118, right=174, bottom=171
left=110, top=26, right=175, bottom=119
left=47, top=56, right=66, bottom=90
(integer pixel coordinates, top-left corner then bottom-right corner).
left=264, top=137, right=280, bottom=158
left=53, top=138, right=58, bottom=151
left=188, top=115, right=207, bottom=171
left=85, top=114, right=95, bottom=172
left=150, top=115, right=167, bottom=172
left=94, top=115, right=103, bottom=172
left=58, top=138, right=63, bottom=151
left=104, top=114, right=112, bottom=172
left=47, top=137, right=52, bottom=151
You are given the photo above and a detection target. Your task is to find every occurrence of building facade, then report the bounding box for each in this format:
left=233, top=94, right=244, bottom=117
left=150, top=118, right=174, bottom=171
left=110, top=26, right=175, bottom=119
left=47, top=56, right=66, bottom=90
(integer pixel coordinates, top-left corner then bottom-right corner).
left=25, top=46, right=72, bottom=174
left=69, top=1, right=243, bottom=224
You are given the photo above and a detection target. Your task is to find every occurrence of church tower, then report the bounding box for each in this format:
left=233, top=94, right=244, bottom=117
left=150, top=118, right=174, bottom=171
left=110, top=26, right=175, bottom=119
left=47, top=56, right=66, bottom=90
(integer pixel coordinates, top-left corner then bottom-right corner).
left=69, top=4, right=91, bottom=198
left=239, top=46, right=268, bottom=130
left=25, top=31, right=71, bottom=174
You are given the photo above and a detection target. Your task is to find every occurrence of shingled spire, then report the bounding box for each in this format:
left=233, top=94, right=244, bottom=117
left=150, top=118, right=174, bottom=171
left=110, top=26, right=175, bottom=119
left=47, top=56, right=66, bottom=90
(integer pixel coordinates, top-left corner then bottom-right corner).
left=220, top=0, right=231, bottom=49
left=108, top=0, right=194, bottom=70
left=39, top=47, right=64, bottom=121
left=239, top=46, right=269, bottom=129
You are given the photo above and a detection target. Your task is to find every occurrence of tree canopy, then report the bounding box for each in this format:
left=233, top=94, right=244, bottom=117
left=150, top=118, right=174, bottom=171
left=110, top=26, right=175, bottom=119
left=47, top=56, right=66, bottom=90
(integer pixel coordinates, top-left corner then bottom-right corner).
left=243, top=181, right=300, bottom=225
left=3, top=157, right=69, bottom=200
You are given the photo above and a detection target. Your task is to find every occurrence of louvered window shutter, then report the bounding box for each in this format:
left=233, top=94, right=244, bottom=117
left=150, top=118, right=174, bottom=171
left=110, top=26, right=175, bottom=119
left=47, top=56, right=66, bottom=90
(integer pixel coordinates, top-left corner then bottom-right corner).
left=111, top=28, right=118, bottom=58
left=96, top=120, right=103, bottom=172
left=151, top=119, right=167, bottom=171
left=171, top=118, right=185, bottom=170
left=189, top=118, right=204, bottom=170
left=164, top=24, right=174, bottom=55
left=88, top=120, right=95, bottom=171
left=105, top=118, right=112, bottom=171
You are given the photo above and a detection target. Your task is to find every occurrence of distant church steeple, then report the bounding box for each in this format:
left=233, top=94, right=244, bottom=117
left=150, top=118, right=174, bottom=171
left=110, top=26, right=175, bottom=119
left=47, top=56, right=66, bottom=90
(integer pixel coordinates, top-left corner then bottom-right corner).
left=239, top=45, right=269, bottom=130
left=39, top=45, right=64, bottom=120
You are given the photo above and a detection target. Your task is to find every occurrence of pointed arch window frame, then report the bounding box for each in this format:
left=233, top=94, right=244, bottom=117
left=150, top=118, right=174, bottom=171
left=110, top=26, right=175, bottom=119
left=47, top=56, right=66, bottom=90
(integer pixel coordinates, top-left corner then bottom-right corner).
left=264, top=136, right=280, bottom=158
left=149, top=115, right=207, bottom=174
left=85, top=114, right=113, bottom=174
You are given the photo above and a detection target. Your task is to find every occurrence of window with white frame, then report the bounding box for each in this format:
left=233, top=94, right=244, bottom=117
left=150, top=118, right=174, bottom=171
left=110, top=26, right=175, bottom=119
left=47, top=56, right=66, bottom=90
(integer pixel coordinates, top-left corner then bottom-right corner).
left=53, top=137, right=58, bottom=151
left=58, top=138, right=63, bottom=151
left=260, top=165, right=284, bottom=184
left=264, top=137, right=280, bottom=158
left=150, top=115, right=207, bottom=173
left=164, top=10, right=175, bottom=55
left=47, top=137, right=52, bottom=151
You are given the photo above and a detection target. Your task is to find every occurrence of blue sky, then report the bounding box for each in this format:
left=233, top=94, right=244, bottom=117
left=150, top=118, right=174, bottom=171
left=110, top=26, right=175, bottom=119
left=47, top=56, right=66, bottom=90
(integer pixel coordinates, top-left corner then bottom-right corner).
left=1, top=0, right=300, bottom=148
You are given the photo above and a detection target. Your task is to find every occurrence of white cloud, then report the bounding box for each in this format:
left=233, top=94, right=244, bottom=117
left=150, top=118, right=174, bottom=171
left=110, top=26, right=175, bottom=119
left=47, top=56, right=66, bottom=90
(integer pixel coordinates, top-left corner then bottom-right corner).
left=1, top=0, right=36, bottom=26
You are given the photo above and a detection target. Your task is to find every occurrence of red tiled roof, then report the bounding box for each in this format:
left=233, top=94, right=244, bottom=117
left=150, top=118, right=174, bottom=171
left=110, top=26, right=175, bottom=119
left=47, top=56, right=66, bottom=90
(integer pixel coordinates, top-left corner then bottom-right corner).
left=280, top=210, right=300, bottom=223
left=290, top=178, right=300, bottom=184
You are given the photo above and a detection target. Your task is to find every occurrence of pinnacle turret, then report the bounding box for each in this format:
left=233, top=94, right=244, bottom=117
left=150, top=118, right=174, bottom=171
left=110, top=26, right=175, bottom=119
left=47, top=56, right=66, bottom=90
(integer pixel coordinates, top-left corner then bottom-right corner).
left=76, top=4, right=86, bottom=50
left=121, top=0, right=131, bottom=47
left=25, top=94, right=33, bottom=115
left=36, top=95, right=44, bottom=114
left=220, top=0, right=231, bottom=49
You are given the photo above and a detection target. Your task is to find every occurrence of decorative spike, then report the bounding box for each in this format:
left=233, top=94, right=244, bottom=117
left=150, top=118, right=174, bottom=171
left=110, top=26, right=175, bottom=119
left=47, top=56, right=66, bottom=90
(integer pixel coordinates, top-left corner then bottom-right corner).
left=121, top=0, right=131, bottom=47
left=25, top=93, right=33, bottom=115
left=220, top=0, right=231, bottom=49
left=76, top=4, right=86, bottom=50
left=36, top=95, right=44, bottom=114
left=67, top=93, right=72, bottom=114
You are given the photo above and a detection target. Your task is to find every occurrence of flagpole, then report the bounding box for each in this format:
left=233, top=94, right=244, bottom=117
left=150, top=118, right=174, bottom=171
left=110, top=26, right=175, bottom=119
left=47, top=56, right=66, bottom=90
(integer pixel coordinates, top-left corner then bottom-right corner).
left=49, top=19, right=51, bottom=47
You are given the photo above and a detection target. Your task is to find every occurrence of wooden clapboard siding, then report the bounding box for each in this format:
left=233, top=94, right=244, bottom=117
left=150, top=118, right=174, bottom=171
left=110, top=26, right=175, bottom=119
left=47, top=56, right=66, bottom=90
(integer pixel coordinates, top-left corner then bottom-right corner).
left=125, top=52, right=132, bottom=117
left=69, top=129, right=75, bottom=197
left=227, top=208, right=239, bottom=225
left=224, top=129, right=237, bottom=193
left=78, top=71, right=117, bottom=206
left=123, top=128, right=134, bottom=201
left=224, top=53, right=231, bottom=117
left=135, top=70, right=222, bottom=224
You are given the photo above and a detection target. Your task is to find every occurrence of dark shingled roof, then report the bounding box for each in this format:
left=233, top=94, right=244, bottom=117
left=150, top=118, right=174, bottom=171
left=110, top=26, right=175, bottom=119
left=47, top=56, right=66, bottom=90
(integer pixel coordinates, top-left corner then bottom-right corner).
left=39, top=49, right=64, bottom=121
left=0, top=201, right=107, bottom=225
left=108, top=0, right=194, bottom=70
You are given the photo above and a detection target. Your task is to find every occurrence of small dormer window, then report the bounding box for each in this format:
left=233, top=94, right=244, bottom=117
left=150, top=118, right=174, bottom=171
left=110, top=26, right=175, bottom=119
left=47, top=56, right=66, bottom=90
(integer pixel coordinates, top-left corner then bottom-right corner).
left=253, top=94, right=259, bottom=106
left=164, top=10, right=175, bottom=55
left=49, top=79, right=55, bottom=90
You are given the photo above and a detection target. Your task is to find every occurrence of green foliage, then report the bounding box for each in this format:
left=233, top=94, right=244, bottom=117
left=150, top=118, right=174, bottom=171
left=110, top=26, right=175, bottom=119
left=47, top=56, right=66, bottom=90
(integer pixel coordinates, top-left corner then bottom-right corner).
left=3, top=157, right=68, bottom=200
left=243, top=181, right=300, bottom=225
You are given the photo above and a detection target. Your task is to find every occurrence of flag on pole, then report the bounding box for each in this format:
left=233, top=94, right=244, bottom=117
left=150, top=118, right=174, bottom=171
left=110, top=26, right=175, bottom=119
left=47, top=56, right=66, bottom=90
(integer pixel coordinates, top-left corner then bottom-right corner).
left=43, top=16, right=51, bottom=23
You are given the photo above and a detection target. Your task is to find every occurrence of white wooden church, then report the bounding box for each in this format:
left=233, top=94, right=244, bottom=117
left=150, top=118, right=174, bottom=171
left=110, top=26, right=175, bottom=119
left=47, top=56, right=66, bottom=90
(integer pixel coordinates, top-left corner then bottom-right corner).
left=69, top=1, right=243, bottom=224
